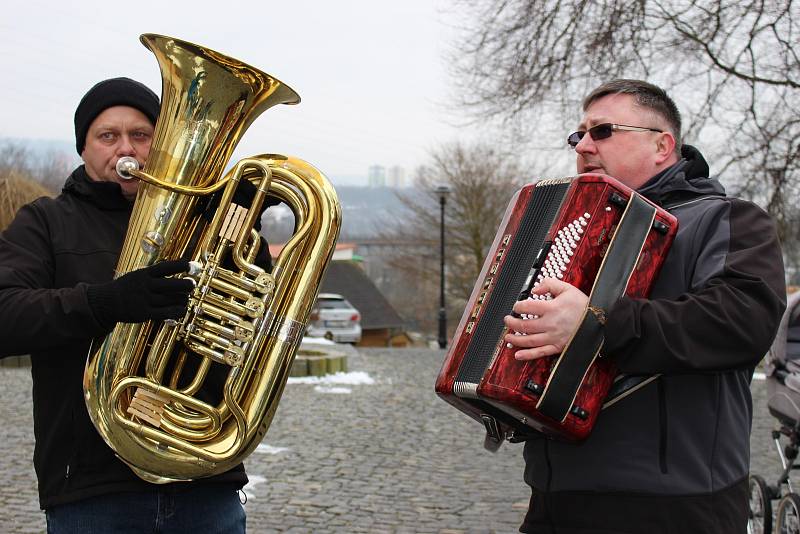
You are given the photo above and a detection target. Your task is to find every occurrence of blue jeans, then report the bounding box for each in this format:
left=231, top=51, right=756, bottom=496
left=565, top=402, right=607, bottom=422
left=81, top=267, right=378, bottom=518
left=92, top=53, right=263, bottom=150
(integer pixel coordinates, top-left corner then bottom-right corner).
left=45, top=485, right=246, bottom=534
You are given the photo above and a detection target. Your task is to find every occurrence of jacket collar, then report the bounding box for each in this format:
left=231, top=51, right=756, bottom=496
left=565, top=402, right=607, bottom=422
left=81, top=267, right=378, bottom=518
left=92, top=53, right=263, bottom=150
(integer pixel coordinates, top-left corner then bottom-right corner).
left=637, top=145, right=726, bottom=207
left=62, top=165, right=133, bottom=211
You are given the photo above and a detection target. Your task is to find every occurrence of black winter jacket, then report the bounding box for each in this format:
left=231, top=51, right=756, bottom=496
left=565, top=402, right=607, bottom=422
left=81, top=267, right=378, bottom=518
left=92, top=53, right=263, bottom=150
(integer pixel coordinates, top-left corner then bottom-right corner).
left=521, top=146, right=786, bottom=533
left=0, top=166, right=247, bottom=508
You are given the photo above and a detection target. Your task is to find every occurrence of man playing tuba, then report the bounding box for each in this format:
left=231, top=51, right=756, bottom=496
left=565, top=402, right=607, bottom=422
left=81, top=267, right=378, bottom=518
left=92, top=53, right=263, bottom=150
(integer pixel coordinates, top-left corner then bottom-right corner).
left=0, top=77, right=268, bottom=533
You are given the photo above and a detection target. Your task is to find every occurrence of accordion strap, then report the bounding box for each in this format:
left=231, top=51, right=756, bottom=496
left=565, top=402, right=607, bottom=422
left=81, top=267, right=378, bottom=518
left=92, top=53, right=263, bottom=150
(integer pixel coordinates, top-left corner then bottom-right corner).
left=536, top=193, right=657, bottom=423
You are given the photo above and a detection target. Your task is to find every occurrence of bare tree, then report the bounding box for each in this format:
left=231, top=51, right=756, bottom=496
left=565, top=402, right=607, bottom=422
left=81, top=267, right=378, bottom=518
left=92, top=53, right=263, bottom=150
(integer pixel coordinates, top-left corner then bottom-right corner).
left=449, top=0, right=800, bottom=262
left=0, top=141, right=74, bottom=193
left=381, top=141, right=528, bottom=336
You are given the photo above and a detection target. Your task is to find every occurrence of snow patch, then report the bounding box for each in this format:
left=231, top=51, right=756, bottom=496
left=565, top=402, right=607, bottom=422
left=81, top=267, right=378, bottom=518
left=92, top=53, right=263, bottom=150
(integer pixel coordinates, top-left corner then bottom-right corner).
left=288, top=371, right=375, bottom=386
left=314, top=386, right=352, bottom=394
left=255, top=444, right=289, bottom=455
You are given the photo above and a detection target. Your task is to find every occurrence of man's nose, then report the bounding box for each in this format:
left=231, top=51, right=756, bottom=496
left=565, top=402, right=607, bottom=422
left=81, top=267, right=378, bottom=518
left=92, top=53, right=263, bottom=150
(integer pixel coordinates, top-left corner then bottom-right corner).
left=116, top=135, right=136, bottom=156
left=575, top=133, right=596, bottom=154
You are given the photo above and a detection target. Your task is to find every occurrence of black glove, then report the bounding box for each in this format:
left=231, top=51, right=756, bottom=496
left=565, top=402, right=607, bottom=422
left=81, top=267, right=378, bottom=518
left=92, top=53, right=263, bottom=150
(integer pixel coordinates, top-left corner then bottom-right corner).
left=87, top=260, right=194, bottom=329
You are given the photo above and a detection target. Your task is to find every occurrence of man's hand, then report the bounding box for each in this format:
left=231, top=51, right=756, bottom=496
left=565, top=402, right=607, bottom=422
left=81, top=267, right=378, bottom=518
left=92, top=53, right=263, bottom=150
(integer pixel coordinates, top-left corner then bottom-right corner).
left=87, top=259, right=194, bottom=328
left=503, top=278, right=589, bottom=360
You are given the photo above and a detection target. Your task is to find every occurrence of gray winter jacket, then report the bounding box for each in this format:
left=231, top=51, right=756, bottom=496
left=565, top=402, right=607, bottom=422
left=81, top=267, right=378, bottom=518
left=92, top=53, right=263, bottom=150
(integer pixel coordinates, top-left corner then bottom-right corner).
left=523, top=145, right=786, bottom=497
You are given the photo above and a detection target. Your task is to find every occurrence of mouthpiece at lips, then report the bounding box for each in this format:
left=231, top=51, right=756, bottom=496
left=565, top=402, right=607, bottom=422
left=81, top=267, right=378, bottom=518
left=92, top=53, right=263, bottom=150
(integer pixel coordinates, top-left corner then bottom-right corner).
left=116, top=156, right=140, bottom=180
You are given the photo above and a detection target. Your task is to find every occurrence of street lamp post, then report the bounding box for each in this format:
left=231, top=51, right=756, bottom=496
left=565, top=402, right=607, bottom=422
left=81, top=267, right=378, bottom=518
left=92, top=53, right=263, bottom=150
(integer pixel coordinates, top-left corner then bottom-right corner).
left=435, top=185, right=450, bottom=349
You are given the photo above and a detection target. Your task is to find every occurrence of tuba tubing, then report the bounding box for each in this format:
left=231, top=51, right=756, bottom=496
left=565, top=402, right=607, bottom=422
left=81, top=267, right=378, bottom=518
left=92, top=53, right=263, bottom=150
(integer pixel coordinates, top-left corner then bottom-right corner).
left=83, top=34, right=341, bottom=483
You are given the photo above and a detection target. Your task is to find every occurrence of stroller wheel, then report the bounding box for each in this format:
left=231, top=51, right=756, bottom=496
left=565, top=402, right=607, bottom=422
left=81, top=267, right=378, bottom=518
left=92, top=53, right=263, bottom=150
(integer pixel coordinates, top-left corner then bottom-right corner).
left=777, top=493, right=800, bottom=534
left=750, top=475, right=773, bottom=534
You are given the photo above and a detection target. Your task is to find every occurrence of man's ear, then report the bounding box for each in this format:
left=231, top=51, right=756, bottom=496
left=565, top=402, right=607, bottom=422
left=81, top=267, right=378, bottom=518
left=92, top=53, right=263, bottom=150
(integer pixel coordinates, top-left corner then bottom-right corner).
left=654, top=132, right=677, bottom=165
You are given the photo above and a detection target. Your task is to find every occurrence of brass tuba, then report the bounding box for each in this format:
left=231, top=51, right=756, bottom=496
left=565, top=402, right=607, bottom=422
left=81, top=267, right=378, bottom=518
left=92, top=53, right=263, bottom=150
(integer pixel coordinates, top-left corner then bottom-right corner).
left=83, top=34, right=341, bottom=483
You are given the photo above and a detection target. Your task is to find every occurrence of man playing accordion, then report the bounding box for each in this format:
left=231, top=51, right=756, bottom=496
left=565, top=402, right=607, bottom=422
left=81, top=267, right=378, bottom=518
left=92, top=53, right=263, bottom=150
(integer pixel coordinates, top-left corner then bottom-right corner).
left=504, top=79, right=786, bottom=534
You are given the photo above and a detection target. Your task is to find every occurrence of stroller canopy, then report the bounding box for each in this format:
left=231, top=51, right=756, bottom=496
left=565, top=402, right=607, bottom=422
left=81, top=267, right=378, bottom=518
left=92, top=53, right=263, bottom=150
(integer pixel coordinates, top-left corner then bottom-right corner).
left=767, top=290, right=800, bottom=378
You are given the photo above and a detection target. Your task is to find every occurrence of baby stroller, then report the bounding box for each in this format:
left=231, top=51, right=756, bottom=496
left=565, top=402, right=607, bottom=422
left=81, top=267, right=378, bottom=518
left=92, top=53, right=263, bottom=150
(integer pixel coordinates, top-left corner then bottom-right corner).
left=750, top=290, right=800, bottom=534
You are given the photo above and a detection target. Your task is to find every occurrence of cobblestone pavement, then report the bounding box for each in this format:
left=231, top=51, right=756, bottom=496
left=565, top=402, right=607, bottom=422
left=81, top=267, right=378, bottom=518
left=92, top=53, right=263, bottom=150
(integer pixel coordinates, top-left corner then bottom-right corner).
left=0, top=348, right=785, bottom=533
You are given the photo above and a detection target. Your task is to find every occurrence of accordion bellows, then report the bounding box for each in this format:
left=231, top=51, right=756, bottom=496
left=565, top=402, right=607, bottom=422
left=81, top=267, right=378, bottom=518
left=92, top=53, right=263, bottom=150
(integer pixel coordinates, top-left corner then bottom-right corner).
left=435, top=174, right=677, bottom=443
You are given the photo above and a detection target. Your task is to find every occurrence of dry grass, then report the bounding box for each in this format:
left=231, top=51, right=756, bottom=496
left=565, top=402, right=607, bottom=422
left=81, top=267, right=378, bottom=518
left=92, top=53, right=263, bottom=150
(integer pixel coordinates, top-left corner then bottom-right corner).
left=0, top=171, right=53, bottom=231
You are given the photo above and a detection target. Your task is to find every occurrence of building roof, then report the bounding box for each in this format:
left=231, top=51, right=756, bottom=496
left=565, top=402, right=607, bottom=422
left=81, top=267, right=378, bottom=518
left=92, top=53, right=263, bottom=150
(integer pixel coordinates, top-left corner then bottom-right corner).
left=320, top=261, right=405, bottom=330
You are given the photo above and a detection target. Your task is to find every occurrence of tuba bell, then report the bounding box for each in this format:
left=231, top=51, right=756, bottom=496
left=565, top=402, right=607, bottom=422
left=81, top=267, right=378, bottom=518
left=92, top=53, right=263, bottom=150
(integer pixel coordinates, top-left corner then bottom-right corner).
left=83, top=34, right=341, bottom=483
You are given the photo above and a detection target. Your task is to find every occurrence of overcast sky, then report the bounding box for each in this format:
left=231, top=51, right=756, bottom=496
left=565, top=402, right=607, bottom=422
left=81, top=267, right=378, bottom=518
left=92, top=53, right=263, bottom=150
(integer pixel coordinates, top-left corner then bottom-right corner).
left=0, top=0, right=467, bottom=185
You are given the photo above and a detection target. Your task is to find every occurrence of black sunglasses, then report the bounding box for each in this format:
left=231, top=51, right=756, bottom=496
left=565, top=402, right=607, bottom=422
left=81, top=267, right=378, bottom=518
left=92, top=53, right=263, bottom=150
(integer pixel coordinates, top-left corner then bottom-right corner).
left=567, top=123, right=663, bottom=149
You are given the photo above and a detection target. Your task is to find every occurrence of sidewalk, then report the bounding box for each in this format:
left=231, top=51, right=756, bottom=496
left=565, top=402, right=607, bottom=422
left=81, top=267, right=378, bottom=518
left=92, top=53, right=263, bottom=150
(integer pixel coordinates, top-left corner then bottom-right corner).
left=0, top=347, right=781, bottom=533
left=0, top=348, right=528, bottom=533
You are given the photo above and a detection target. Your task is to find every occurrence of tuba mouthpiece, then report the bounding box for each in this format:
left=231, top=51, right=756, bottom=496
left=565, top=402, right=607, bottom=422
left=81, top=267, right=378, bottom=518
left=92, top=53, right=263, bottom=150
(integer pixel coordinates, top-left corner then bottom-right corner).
left=116, top=157, right=140, bottom=180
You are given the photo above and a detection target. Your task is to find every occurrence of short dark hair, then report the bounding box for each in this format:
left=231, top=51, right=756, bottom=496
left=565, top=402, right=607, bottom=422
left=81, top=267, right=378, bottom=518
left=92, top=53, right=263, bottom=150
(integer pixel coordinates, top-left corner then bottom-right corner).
left=583, top=79, right=682, bottom=152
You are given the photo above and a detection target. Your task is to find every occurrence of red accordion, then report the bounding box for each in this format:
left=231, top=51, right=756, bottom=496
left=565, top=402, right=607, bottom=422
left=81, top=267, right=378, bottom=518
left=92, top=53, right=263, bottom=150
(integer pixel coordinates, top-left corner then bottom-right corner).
left=435, top=174, right=678, bottom=445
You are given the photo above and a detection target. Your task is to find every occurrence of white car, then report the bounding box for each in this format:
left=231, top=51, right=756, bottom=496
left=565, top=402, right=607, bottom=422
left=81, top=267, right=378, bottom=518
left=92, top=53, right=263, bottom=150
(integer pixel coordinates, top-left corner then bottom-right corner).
left=306, top=293, right=362, bottom=344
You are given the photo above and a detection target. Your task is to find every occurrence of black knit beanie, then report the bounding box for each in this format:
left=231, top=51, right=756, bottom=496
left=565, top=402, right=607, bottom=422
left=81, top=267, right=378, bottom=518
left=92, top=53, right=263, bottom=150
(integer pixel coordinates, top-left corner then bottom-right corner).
left=74, top=77, right=160, bottom=155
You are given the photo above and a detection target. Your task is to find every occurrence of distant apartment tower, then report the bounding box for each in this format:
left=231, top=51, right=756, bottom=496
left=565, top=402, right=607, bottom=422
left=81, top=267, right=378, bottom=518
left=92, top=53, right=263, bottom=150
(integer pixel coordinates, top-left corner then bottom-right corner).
left=367, top=165, right=386, bottom=187
left=387, top=165, right=405, bottom=188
